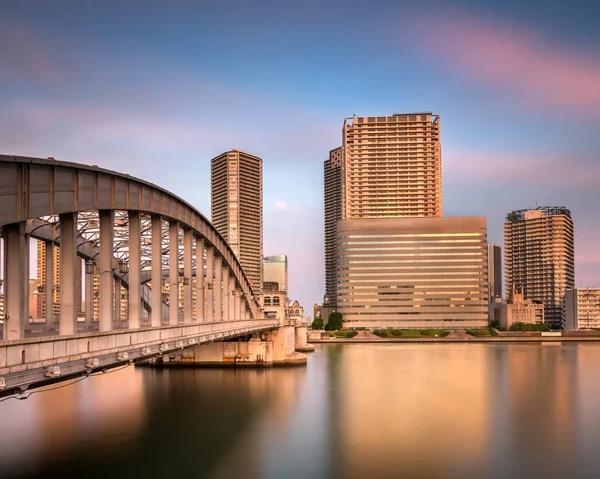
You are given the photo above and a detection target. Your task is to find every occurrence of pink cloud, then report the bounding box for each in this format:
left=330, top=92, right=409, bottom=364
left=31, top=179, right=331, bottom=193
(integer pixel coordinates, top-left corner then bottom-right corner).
left=414, top=12, right=600, bottom=112
left=0, top=21, right=63, bottom=84
left=444, top=149, right=600, bottom=187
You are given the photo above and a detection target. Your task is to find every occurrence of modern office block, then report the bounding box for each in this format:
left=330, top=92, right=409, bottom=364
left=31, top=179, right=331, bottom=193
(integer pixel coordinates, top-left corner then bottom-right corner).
left=211, top=149, right=263, bottom=294
left=263, top=255, right=288, bottom=296
left=337, top=216, right=489, bottom=329
left=504, top=207, right=575, bottom=327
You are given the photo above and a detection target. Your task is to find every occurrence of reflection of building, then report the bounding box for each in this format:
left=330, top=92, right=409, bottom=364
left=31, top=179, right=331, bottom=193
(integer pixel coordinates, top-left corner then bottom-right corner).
left=337, top=217, right=489, bottom=329
left=36, top=241, right=84, bottom=319
left=488, top=244, right=502, bottom=301
left=324, top=147, right=342, bottom=308
left=211, top=149, right=263, bottom=294
left=263, top=255, right=288, bottom=296
left=504, top=207, right=575, bottom=327
left=564, top=288, right=600, bottom=330
left=494, top=287, right=544, bottom=329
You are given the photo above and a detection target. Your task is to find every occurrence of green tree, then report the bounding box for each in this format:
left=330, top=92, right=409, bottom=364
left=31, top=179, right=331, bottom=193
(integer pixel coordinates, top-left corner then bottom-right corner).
left=325, top=312, right=343, bottom=331
left=311, top=317, right=324, bottom=330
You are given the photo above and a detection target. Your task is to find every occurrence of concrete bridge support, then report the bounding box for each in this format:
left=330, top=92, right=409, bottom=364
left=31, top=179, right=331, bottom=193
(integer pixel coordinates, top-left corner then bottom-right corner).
left=2, top=222, right=29, bottom=340
left=59, top=213, right=78, bottom=335
left=99, top=210, right=114, bottom=332
left=128, top=211, right=142, bottom=329
left=269, top=325, right=307, bottom=365
left=295, top=325, right=315, bottom=352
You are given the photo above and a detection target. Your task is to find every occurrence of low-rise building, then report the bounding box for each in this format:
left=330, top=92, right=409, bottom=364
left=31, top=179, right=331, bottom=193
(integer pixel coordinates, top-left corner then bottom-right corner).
left=494, top=288, right=544, bottom=329
left=564, top=288, right=600, bottom=330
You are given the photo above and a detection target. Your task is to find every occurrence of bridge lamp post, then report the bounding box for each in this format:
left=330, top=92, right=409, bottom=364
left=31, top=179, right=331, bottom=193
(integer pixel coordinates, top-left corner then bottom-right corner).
left=118, top=260, right=128, bottom=275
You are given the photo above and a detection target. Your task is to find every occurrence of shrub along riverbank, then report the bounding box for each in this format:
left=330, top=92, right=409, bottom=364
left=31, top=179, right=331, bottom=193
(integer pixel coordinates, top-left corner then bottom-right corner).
left=373, top=329, right=449, bottom=338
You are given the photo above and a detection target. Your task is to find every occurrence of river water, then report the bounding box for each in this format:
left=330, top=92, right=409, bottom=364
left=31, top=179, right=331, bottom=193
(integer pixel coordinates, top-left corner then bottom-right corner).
left=1, top=342, right=600, bottom=479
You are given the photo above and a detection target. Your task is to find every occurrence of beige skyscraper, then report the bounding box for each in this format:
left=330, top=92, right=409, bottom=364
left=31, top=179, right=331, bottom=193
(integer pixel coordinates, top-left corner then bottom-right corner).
left=342, top=113, right=441, bottom=219
left=329, top=112, right=488, bottom=328
left=211, top=149, right=263, bottom=294
left=504, top=207, right=575, bottom=327
left=324, top=147, right=342, bottom=307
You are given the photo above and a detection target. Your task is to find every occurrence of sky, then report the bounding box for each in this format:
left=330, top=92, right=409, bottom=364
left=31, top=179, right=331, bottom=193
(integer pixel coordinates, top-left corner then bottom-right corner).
left=1, top=0, right=599, bottom=311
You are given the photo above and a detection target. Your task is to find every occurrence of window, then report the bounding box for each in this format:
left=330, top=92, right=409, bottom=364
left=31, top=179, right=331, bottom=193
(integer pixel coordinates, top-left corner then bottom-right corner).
left=273, top=297, right=280, bottom=306
left=264, top=296, right=271, bottom=306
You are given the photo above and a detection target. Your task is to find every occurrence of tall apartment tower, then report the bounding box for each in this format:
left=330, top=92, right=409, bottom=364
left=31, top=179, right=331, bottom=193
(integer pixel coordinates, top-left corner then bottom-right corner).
left=324, top=147, right=342, bottom=307
left=342, top=113, right=441, bottom=219
left=211, top=149, right=263, bottom=294
left=488, top=244, right=502, bottom=301
left=36, top=241, right=83, bottom=319
left=504, top=207, right=575, bottom=327
left=263, top=255, right=288, bottom=295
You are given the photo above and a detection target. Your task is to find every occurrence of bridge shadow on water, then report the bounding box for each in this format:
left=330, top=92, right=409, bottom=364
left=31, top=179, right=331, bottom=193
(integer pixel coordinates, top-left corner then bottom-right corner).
left=0, top=362, right=314, bottom=479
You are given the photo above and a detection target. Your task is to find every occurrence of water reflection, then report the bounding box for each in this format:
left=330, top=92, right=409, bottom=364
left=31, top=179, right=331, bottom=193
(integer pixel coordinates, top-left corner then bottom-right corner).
left=1, top=344, right=600, bottom=478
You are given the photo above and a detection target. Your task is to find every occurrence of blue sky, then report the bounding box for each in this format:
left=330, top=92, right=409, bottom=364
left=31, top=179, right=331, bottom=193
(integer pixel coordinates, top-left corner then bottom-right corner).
left=2, top=0, right=599, bottom=310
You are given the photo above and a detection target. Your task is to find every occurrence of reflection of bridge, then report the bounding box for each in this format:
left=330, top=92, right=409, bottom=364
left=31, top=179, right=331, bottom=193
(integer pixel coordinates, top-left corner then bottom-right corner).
left=0, top=154, right=283, bottom=397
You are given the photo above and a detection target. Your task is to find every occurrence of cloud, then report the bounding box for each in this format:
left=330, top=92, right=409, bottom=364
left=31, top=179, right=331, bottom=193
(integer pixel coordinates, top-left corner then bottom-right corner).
left=412, top=12, right=600, bottom=113
left=0, top=20, right=66, bottom=85
left=444, top=149, right=600, bottom=187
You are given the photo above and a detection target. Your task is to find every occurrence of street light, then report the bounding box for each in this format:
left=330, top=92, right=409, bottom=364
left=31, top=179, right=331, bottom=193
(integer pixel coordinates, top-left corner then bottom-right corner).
left=118, top=260, right=128, bottom=274
left=85, top=261, right=95, bottom=275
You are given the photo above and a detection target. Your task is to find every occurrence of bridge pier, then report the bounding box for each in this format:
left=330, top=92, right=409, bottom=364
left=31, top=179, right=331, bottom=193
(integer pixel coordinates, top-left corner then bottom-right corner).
left=99, top=210, right=114, bottom=332
left=128, top=211, right=142, bottom=329
left=2, top=222, right=29, bottom=340
left=295, top=324, right=315, bottom=352
left=59, top=213, right=78, bottom=335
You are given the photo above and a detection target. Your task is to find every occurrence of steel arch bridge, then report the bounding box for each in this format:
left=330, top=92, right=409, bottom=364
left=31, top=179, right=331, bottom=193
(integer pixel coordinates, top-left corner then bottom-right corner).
left=0, top=154, right=277, bottom=396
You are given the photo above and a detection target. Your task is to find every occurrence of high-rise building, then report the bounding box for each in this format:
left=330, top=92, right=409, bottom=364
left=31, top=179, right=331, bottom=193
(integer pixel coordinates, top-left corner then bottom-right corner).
left=564, top=288, right=600, bottom=330
left=337, top=216, right=489, bottom=328
left=324, top=147, right=342, bottom=307
left=36, top=241, right=84, bottom=319
left=211, top=149, right=263, bottom=294
left=342, top=113, right=441, bottom=219
left=263, top=255, right=288, bottom=295
left=504, top=207, right=575, bottom=327
left=327, top=112, right=490, bottom=328
left=488, top=244, right=502, bottom=301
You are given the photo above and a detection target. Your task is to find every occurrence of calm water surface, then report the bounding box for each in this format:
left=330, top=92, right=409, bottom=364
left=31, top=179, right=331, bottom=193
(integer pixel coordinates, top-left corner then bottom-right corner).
left=2, top=343, right=600, bottom=479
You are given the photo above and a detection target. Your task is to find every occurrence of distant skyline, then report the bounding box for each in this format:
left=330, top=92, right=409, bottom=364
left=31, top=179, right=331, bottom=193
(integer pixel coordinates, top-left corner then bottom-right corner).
left=1, top=0, right=599, bottom=310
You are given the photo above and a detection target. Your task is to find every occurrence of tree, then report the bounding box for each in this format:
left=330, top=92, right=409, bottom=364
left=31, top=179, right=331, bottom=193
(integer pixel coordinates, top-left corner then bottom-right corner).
left=325, top=312, right=343, bottom=331
left=311, top=317, right=324, bottom=330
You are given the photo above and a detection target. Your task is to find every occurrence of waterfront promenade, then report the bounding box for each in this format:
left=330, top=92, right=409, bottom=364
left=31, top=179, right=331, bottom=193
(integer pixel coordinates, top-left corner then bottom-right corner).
left=309, top=330, right=600, bottom=344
